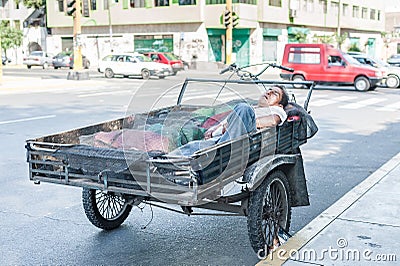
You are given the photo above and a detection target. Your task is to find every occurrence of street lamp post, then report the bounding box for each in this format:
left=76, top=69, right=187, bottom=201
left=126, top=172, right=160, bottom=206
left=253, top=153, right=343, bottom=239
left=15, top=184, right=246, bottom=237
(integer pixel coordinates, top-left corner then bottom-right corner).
left=107, top=0, right=113, bottom=52
left=225, top=0, right=233, bottom=65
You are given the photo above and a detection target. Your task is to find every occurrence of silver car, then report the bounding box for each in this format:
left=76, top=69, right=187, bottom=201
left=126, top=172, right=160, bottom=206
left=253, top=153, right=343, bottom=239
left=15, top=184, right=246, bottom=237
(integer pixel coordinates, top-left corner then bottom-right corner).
left=23, top=51, right=53, bottom=69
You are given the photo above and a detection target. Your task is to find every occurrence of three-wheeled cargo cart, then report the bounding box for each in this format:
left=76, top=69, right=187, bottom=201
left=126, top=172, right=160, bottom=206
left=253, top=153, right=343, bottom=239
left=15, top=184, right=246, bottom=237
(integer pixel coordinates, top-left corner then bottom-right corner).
left=26, top=63, right=317, bottom=256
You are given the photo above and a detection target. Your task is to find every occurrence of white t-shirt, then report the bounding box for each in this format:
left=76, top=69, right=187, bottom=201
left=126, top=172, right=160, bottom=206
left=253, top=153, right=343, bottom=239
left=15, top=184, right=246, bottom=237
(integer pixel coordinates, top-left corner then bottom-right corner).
left=212, top=105, right=287, bottom=137
left=254, top=106, right=287, bottom=126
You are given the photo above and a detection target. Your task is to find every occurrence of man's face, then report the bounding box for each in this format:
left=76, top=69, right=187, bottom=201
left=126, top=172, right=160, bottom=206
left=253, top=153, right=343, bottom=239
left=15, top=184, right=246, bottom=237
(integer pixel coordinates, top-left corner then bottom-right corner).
left=258, top=87, right=283, bottom=107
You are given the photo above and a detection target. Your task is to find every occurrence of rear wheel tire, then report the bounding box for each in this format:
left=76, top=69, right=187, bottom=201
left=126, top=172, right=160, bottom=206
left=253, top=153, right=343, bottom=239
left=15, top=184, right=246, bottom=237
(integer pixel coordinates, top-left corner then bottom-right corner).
left=354, top=76, right=370, bottom=91
left=105, top=68, right=114, bottom=78
left=141, top=69, right=150, bottom=80
left=386, top=75, right=400, bottom=88
left=292, top=74, right=305, bottom=89
left=27, top=65, right=31, bottom=69
left=82, top=188, right=132, bottom=230
left=247, top=170, right=292, bottom=257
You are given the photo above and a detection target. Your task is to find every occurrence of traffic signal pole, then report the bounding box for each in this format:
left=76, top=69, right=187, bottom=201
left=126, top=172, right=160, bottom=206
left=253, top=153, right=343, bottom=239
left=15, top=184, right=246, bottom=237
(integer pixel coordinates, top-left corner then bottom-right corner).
left=225, top=0, right=233, bottom=65
left=73, top=0, right=83, bottom=71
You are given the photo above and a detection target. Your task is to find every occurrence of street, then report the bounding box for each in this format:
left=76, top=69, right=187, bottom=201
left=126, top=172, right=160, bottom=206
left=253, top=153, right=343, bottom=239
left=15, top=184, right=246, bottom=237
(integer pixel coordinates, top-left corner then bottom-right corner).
left=1, top=67, right=400, bottom=265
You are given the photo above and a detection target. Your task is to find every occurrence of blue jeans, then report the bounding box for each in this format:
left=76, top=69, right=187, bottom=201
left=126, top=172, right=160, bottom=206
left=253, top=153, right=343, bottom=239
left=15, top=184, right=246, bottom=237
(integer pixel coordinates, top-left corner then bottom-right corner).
left=217, top=103, right=256, bottom=143
left=168, top=103, right=256, bottom=157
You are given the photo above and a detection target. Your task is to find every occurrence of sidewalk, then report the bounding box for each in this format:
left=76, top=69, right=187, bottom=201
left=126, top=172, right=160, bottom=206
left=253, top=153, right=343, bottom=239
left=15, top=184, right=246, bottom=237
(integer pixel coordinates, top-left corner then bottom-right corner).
left=258, top=152, right=400, bottom=265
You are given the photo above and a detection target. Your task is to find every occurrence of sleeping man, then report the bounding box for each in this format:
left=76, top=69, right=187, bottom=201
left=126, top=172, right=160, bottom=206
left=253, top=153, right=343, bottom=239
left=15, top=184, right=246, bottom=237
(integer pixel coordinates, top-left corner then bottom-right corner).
left=168, top=85, right=289, bottom=157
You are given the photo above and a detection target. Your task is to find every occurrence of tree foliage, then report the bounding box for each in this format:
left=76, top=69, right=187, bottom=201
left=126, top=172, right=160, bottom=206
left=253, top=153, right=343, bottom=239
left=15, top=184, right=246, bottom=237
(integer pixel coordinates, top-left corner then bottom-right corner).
left=14, top=0, right=44, bottom=9
left=0, top=22, right=23, bottom=54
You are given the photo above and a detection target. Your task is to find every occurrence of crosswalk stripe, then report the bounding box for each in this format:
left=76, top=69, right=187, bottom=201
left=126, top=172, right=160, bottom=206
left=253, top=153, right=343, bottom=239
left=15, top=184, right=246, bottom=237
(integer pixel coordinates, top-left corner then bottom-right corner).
left=311, top=99, right=337, bottom=107
left=339, top=98, right=387, bottom=109
left=376, top=101, right=400, bottom=112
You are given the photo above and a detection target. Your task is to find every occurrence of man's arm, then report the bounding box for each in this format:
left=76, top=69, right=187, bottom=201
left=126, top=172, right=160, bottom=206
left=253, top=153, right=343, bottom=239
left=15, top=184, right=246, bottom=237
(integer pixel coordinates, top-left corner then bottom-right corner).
left=256, top=114, right=281, bottom=129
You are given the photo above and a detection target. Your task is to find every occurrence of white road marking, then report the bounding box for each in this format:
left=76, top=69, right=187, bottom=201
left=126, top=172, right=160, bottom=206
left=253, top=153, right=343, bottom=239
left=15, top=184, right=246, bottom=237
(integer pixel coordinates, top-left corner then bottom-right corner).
left=0, top=115, right=56, bottom=125
left=339, top=98, right=387, bottom=109
left=376, top=101, right=400, bottom=112
left=77, top=90, right=134, bottom=97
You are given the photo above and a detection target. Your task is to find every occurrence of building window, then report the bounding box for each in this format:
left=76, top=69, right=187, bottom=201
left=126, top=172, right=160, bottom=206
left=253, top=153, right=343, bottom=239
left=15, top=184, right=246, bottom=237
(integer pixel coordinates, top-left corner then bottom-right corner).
left=303, top=0, right=314, bottom=12
left=269, top=0, right=281, bottom=7
left=205, top=0, right=255, bottom=4
left=361, top=7, right=367, bottom=19
left=377, top=10, right=381, bottom=20
left=179, top=0, right=196, bottom=5
left=155, top=0, right=169, bottom=6
left=91, top=0, right=97, bottom=10
left=352, top=5, right=359, bottom=18
left=342, top=3, right=348, bottom=16
left=57, top=0, right=64, bottom=12
left=319, top=0, right=327, bottom=14
left=370, top=8, right=375, bottom=20
left=331, top=1, right=338, bottom=16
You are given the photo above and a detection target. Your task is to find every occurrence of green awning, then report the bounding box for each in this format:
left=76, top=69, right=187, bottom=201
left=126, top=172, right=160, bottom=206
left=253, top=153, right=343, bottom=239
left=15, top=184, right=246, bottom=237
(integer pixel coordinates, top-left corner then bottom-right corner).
left=287, top=27, right=310, bottom=35
left=263, top=28, right=282, bottom=36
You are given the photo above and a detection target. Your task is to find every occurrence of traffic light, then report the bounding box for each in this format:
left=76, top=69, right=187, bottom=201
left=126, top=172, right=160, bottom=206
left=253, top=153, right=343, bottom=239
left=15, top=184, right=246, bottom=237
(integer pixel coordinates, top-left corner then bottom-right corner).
left=232, top=12, right=239, bottom=28
left=81, top=0, right=90, bottom=17
left=64, top=0, right=76, bottom=16
left=224, top=9, right=231, bottom=28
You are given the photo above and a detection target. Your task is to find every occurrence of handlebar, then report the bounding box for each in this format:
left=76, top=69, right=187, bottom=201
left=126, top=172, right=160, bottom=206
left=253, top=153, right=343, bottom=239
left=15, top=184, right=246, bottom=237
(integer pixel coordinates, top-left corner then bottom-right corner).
left=219, top=62, right=293, bottom=80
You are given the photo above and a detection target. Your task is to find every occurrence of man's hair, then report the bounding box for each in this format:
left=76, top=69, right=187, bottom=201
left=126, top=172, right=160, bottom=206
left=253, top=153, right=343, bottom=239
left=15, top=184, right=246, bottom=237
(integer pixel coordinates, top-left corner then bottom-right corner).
left=271, top=85, right=289, bottom=107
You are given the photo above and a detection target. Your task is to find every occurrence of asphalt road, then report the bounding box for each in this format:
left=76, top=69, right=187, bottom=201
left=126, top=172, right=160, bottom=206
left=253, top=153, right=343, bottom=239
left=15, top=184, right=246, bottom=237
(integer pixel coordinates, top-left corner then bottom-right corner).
left=1, top=68, right=399, bottom=265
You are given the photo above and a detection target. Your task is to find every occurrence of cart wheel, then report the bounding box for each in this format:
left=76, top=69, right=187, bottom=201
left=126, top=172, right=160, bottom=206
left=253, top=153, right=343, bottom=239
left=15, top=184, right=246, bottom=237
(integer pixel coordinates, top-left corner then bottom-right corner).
left=82, top=188, right=132, bottom=230
left=247, top=170, right=292, bottom=257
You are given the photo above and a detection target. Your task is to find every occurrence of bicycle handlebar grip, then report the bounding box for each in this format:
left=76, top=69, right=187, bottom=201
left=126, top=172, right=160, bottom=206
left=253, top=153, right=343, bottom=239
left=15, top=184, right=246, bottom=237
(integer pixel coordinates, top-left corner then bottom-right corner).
left=219, top=63, right=237, bottom=75
left=279, top=65, right=294, bottom=72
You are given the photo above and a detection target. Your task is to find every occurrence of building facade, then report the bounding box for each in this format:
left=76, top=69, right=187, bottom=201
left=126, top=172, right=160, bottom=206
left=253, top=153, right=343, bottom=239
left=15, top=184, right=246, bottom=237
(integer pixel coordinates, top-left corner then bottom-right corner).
left=46, top=0, right=387, bottom=67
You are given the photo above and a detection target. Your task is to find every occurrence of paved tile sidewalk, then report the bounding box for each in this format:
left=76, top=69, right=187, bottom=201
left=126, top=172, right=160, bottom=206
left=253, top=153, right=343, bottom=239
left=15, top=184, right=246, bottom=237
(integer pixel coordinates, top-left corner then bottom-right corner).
left=258, top=152, right=400, bottom=265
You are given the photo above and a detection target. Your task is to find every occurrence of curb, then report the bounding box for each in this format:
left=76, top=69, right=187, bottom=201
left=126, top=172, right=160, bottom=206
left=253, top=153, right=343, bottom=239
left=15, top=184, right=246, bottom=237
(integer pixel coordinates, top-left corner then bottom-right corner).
left=256, top=151, right=400, bottom=265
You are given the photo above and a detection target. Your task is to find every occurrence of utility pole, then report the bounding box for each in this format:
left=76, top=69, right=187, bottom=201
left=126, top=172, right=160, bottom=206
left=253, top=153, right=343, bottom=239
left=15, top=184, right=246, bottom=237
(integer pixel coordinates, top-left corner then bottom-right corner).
left=65, top=0, right=89, bottom=80
left=73, top=0, right=83, bottom=71
left=337, top=0, right=341, bottom=48
left=107, top=0, right=113, bottom=52
left=225, top=0, right=233, bottom=65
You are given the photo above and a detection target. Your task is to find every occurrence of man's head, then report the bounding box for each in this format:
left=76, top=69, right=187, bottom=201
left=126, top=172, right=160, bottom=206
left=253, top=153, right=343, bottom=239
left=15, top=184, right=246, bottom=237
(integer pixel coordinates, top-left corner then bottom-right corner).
left=258, top=85, right=289, bottom=108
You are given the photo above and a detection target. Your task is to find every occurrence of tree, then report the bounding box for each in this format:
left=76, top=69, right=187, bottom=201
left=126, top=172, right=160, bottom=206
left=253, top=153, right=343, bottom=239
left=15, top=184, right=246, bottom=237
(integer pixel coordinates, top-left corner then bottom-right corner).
left=335, top=32, right=348, bottom=49
left=14, top=0, right=44, bottom=9
left=0, top=22, right=23, bottom=57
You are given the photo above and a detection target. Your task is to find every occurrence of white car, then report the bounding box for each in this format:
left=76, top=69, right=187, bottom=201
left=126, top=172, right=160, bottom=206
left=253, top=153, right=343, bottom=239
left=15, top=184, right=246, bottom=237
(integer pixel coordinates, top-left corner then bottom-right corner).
left=348, top=52, right=400, bottom=88
left=23, top=51, right=53, bottom=69
left=98, top=53, right=172, bottom=79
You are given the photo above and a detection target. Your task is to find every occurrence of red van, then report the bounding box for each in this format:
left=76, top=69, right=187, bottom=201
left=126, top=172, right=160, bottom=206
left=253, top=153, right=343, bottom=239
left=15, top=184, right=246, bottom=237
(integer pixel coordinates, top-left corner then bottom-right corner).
left=143, top=52, right=184, bottom=75
left=280, top=43, right=383, bottom=91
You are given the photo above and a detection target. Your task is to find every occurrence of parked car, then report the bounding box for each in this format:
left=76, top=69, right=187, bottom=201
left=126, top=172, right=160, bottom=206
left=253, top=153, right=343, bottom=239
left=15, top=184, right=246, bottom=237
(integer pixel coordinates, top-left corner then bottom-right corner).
left=97, top=52, right=172, bottom=79
left=348, top=52, right=400, bottom=88
left=143, top=52, right=184, bottom=75
left=2, top=55, right=10, bottom=65
left=280, top=43, right=383, bottom=91
left=53, top=52, right=90, bottom=69
left=23, top=51, right=53, bottom=69
left=387, top=54, right=400, bottom=67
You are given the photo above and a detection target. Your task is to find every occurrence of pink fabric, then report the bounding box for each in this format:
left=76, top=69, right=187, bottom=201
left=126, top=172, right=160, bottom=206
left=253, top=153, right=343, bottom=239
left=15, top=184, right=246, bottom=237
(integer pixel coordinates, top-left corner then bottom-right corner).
left=93, top=130, right=169, bottom=152
left=201, top=110, right=231, bottom=129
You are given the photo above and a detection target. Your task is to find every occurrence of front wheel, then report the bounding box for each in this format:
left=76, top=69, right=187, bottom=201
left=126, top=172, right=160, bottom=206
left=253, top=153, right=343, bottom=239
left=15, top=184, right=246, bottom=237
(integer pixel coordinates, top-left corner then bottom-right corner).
left=292, top=74, right=305, bottom=89
left=104, top=68, right=114, bottom=78
left=354, top=76, right=370, bottom=91
left=141, top=69, right=150, bottom=80
left=82, top=188, right=132, bottom=230
left=247, top=170, right=292, bottom=257
left=386, top=75, right=400, bottom=88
